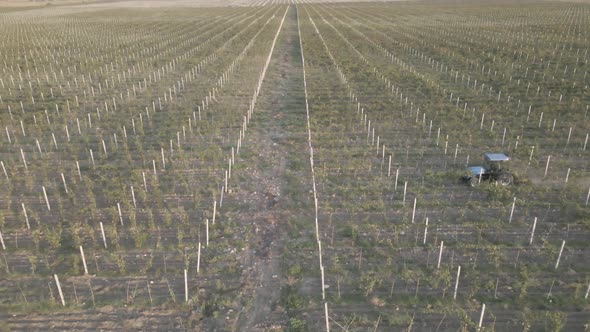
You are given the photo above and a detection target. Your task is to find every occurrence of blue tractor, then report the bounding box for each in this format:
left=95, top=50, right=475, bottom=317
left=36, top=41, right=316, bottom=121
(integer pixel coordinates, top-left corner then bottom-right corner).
left=463, top=153, right=513, bottom=186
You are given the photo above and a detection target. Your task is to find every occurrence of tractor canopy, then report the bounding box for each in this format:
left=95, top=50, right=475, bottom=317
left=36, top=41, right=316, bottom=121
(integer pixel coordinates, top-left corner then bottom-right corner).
left=484, top=153, right=510, bottom=162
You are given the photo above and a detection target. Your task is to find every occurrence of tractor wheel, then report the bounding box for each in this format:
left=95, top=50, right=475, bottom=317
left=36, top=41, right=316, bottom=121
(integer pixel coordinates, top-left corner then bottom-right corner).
left=497, top=172, right=513, bottom=186
left=469, top=176, right=480, bottom=187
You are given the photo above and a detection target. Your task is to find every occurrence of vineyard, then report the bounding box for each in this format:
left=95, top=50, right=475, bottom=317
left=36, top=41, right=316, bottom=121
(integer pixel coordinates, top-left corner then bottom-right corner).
left=0, top=0, right=588, bottom=331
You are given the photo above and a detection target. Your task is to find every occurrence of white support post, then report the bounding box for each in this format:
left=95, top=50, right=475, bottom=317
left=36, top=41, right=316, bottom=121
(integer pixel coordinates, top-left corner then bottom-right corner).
left=22, top=203, right=30, bottom=229
left=324, top=302, right=330, bottom=332
left=184, top=269, right=188, bottom=303
left=509, top=197, right=516, bottom=223
left=61, top=173, right=68, bottom=193
left=387, top=155, right=392, bottom=177
left=402, top=181, right=407, bottom=205
left=117, top=203, right=123, bottom=226
left=437, top=241, right=444, bottom=269
left=453, top=265, right=461, bottom=300
left=320, top=265, right=325, bottom=300
left=0, top=230, right=6, bottom=250
left=411, top=197, right=417, bottom=223
left=529, top=217, right=537, bottom=245
left=54, top=274, right=66, bottom=306
left=478, top=303, right=486, bottom=331
left=89, top=149, right=95, bottom=168
left=100, top=222, right=107, bottom=249
left=131, top=186, right=137, bottom=209
left=76, top=161, right=82, bottom=181
left=80, top=246, right=88, bottom=275
left=1, top=161, right=8, bottom=180
left=212, top=201, right=217, bottom=225
left=20, top=148, right=28, bottom=170
left=42, top=186, right=51, bottom=211
left=555, top=240, right=565, bottom=269
left=206, top=219, right=209, bottom=247
left=423, top=217, right=428, bottom=244
left=197, top=242, right=201, bottom=274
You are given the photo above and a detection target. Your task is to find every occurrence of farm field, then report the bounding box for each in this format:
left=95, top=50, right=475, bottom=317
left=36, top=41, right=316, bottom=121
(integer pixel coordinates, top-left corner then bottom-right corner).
left=0, top=1, right=588, bottom=331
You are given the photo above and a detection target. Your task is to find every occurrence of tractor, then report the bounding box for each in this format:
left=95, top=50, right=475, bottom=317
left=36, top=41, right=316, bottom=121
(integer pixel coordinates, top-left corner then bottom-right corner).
left=463, top=153, right=514, bottom=186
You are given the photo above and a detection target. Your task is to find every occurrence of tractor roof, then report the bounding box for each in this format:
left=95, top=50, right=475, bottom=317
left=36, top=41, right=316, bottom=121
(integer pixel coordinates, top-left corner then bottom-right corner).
left=484, top=153, right=510, bottom=161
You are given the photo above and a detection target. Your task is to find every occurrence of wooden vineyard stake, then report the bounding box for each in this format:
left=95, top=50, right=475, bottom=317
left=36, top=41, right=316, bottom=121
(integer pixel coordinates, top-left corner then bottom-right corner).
left=35, top=139, right=42, bottom=156
left=224, top=171, right=228, bottom=193
left=529, top=217, right=537, bottom=245
left=411, top=197, right=417, bottom=223
left=22, top=203, right=30, bottom=229
left=453, top=265, right=461, bottom=300
left=42, top=186, right=51, bottom=211
left=544, top=155, right=551, bottom=178
left=509, top=197, right=516, bottom=223
left=423, top=217, right=428, bottom=244
left=197, top=242, right=201, bottom=274
left=555, top=240, right=565, bottom=269
left=565, top=127, right=572, bottom=149
left=494, top=278, right=499, bottom=299
left=102, top=140, right=108, bottom=158
left=80, top=246, right=88, bottom=275
left=54, top=274, right=65, bottom=306
left=76, top=161, right=82, bottom=181
left=90, top=149, right=95, bottom=168
left=437, top=241, right=443, bottom=269
left=131, top=186, right=137, bottom=209
left=478, top=303, right=486, bottom=331
left=1, top=161, right=8, bottom=181
left=480, top=113, right=486, bottom=130
left=320, top=265, right=326, bottom=300
left=184, top=269, right=188, bottom=303
left=547, top=280, right=555, bottom=300
left=387, top=155, right=392, bottom=177
left=117, top=203, right=124, bottom=226
left=402, top=181, right=407, bottom=205
left=60, top=173, right=68, bottom=193
left=0, top=230, right=5, bottom=250
left=324, top=302, right=330, bottom=332
left=147, top=280, right=152, bottom=305
left=206, top=219, right=209, bottom=247
left=100, top=222, right=107, bottom=248
left=212, top=201, right=217, bottom=225
left=5, top=127, right=11, bottom=144
left=228, top=158, right=232, bottom=179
